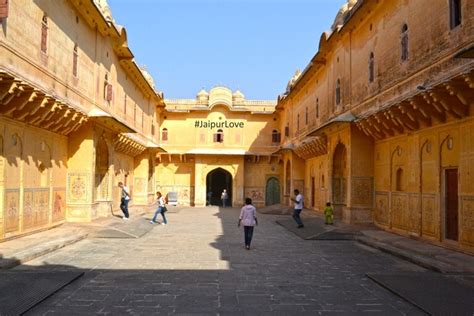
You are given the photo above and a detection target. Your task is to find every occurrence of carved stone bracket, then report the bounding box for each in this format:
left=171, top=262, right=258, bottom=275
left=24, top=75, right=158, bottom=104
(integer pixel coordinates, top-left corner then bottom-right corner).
left=0, top=72, right=88, bottom=135
left=355, top=70, right=474, bottom=140
left=114, top=134, right=146, bottom=157
left=293, top=135, right=328, bottom=160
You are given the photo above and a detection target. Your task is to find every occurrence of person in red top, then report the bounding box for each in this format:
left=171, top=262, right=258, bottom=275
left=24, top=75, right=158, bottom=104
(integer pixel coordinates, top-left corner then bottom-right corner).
left=238, top=197, right=258, bottom=250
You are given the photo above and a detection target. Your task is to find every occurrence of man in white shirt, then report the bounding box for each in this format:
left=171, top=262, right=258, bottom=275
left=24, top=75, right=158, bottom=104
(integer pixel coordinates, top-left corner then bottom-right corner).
left=290, top=189, right=304, bottom=228
left=221, top=189, right=229, bottom=208
left=118, top=182, right=130, bottom=220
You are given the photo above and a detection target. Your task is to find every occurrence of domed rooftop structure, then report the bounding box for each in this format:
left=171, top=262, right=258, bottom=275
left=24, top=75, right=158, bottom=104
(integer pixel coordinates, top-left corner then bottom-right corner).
left=94, top=0, right=114, bottom=22
left=196, top=89, right=209, bottom=103
left=209, top=86, right=233, bottom=108
left=139, top=66, right=156, bottom=90
left=331, top=0, right=359, bottom=31
left=286, top=69, right=302, bottom=92
left=232, top=90, right=245, bottom=104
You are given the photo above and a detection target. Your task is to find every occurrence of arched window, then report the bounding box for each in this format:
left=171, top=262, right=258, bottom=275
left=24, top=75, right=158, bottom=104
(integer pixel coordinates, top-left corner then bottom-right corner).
left=396, top=167, right=404, bottom=191
left=41, top=15, right=48, bottom=53
left=449, top=0, right=462, bottom=29
left=316, top=98, right=319, bottom=118
left=104, top=74, right=112, bottom=102
left=214, top=129, right=224, bottom=143
left=271, top=130, right=281, bottom=144
left=401, top=24, right=409, bottom=62
left=335, top=79, right=341, bottom=105
left=369, top=52, right=375, bottom=83
left=73, top=44, right=78, bottom=77
left=161, top=128, right=168, bottom=142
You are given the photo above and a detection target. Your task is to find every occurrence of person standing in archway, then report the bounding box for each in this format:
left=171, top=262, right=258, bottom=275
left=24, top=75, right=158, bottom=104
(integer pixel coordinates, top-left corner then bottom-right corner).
left=238, top=197, right=258, bottom=250
left=207, top=190, right=213, bottom=206
left=290, top=189, right=304, bottom=228
left=221, top=189, right=228, bottom=208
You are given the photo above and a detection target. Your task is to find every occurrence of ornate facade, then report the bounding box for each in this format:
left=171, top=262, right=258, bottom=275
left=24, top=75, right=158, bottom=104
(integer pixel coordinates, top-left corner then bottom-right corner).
left=277, top=0, right=474, bottom=253
left=0, top=0, right=163, bottom=240
left=158, top=87, right=280, bottom=208
left=1, top=0, right=473, bottom=255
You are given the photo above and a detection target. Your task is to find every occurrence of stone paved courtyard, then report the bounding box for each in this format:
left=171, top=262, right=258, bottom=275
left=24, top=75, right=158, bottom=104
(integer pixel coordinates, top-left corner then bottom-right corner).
left=20, top=207, right=426, bottom=315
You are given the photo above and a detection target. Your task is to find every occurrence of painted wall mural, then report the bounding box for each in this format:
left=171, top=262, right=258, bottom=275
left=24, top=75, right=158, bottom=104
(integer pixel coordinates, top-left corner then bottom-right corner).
left=67, top=173, right=90, bottom=204
left=53, top=189, right=66, bottom=222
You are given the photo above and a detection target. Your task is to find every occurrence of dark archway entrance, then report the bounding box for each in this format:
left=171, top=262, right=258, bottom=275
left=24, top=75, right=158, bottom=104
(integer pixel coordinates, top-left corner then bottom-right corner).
left=206, top=168, right=232, bottom=206
left=265, top=177, right=280, bottom=206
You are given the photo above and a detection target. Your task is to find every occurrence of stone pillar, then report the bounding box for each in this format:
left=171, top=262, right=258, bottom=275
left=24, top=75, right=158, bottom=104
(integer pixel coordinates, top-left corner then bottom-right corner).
left=346, top=125, right=374, bottom=224
left=194, top=159, right=206, bottom=207
left=133, top=151, right=150, bottom=206
left=0, top=152, right=4, bottom=239
left=66, top=123, right=95, bottom=222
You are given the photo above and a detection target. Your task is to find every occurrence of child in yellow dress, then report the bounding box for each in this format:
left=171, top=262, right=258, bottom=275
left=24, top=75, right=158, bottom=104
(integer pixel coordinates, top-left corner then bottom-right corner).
left=324, top=202, right=334, bottom=225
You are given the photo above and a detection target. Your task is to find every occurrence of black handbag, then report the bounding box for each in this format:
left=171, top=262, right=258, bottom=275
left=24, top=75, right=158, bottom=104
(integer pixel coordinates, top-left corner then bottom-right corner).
left=162, top=206, right=168, bottom=213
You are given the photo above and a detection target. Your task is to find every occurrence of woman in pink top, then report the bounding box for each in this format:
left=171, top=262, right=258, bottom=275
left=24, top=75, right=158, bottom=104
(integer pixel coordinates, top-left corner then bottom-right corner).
left=238, top=197, right=258, bottom=250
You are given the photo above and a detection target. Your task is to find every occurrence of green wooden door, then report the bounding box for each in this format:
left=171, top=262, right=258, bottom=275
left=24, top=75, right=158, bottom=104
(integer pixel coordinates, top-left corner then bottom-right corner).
left=265, top=177, right=280, bottom=206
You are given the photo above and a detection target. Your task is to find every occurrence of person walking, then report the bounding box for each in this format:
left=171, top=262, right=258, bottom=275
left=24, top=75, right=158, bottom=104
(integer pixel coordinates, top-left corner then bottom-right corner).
left=290, top=189, right=304, bottom=228
left=324, top=202, right=334, bottom=225
left=238, top=197, right=258, bottom=250
left=150, top=191, right=168, bottom=225
left=118, top=182, right=130, bottom=220
left=221, top=189, right=228, bottom=208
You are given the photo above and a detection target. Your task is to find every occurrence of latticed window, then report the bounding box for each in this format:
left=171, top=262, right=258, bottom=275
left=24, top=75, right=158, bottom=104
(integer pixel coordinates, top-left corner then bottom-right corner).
left=284, top=125, right=289, bottom=137
left=401, top=24, right=409, bottom=62
left=0, top=0, right=10, bottom=19
left=73, top=44, right=78, bottom=77
left=369, top=52, right=375, bottom=83
left=449, top=0, right=462, bottom=29
left=41, top=15, right=48, bottom=53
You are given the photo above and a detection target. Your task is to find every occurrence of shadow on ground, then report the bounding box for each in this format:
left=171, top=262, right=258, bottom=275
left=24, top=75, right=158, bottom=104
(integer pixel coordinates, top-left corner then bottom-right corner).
left=1, top=206, right=473, bottom=315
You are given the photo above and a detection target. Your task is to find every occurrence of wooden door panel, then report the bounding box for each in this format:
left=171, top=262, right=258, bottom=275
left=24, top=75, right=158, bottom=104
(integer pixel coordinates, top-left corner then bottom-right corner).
left=445, top=169, right=458, bottom=241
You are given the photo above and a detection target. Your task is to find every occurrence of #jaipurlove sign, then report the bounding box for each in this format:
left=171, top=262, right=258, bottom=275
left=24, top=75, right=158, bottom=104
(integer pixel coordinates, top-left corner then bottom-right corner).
left=194, top=120, right=245, bottom=129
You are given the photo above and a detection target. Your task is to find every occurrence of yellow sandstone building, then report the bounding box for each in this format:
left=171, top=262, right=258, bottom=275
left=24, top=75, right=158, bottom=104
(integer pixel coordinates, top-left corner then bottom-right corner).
left=0, top=0, right=164, bottom=239
left=0, top=0, right=474, bottom=254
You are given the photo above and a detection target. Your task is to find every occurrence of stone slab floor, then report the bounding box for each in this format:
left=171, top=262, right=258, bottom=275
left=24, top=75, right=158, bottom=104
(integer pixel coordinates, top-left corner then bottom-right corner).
left=19, top=207, right=425, bottom=315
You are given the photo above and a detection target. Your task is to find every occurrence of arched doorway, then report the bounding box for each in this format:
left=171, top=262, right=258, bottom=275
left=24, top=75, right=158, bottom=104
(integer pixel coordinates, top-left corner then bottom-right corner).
left=95, top=137, right=109, bottom=201
left=332, top=143, right=347, bottom=217
left=206, top=168, right=232, bottom=206
left=265, top=177, right=280, bottom=206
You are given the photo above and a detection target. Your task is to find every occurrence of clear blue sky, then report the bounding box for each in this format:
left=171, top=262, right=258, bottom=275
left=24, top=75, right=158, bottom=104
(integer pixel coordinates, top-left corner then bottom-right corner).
left=108, top=0, right=346, bottom=100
